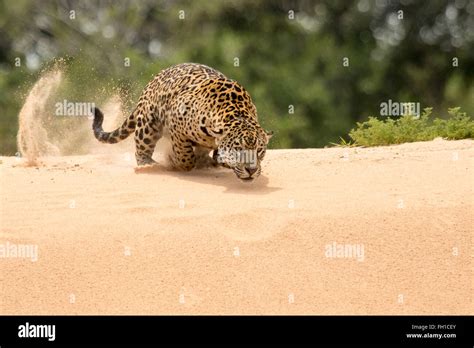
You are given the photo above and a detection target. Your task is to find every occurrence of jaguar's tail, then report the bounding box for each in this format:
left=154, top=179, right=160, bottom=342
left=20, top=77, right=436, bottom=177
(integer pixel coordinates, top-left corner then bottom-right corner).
left=92, top=107, right=137, bottom=144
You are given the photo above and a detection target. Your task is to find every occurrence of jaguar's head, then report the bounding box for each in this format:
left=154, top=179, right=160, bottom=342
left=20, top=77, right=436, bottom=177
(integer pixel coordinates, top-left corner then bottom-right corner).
left=215, top=123, right=273, bottom=181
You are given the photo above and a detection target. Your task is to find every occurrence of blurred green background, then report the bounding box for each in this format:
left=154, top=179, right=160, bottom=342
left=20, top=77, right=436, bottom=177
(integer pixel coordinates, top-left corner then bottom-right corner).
left=0, top=0, right=473, bottom=155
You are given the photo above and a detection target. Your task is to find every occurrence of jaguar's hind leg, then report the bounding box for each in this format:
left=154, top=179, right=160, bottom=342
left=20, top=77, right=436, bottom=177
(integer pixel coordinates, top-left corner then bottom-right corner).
left=135, top=115, right=162, bottom=166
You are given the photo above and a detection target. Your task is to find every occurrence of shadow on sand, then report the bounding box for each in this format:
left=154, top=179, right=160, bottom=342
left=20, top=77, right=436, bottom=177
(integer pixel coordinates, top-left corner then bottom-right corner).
left=134, top=164, right=281, bottom=194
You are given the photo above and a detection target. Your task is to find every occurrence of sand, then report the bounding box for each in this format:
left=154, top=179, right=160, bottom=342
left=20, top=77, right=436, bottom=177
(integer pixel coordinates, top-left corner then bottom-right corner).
left=0, top=139, right=472, bottom=315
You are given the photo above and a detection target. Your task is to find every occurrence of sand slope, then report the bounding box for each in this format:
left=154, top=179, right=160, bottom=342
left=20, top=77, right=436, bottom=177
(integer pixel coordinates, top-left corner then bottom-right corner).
left=0, top=139, right=472, bottom=314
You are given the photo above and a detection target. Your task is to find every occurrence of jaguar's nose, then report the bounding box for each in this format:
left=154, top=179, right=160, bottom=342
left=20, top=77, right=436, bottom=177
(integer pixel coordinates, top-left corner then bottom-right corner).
left=245, top=166, right=258, bottom=176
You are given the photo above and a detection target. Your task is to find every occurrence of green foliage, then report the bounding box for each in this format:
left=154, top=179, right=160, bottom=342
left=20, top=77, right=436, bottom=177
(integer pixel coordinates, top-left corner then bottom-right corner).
left=432, top=108, right=474, bottom=140
left=348, top=108, right=473, bottom=147
left=329, top=137, right=357, bottom=148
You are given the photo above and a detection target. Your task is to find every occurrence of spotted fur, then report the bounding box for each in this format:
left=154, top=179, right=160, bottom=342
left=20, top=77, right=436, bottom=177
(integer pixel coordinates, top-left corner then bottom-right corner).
left=93, top=63, right=272, bottom=181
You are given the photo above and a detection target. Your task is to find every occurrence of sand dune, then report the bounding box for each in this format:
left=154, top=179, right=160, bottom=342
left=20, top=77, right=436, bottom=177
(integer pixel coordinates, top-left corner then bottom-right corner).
left=0, top=139, right=472, bottom=314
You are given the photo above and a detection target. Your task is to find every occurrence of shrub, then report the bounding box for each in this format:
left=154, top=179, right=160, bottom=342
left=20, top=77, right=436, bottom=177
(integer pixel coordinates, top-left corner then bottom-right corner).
left=345, top=107, right=473, bottom=147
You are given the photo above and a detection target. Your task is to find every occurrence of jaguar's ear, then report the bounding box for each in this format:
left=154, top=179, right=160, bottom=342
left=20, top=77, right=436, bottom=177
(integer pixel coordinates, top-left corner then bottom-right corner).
left=264, top=129, right=274, bottom=144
